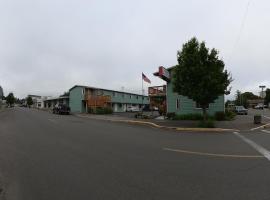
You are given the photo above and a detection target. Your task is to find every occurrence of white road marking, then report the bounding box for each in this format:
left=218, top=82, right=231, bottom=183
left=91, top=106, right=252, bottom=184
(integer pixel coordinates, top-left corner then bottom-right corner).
left=250, top=122, right=270, bottom=131
left=263, top=115, right=270, bottom=120
left=261, top=130, right=270, bottom=134
left=233, top=132, right=270, bottom=161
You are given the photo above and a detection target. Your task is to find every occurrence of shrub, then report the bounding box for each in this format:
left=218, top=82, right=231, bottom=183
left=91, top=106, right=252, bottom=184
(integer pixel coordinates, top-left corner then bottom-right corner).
left=166, top=112, right=176, bottom=119
left=215, top=111, right=226, bottom=121
left=225, top=109, right=236, bottom=120
left=88, top=107, right=113, bottom=114
left=197, top=120, right=215, bottom=128
left=173, top=113, right=204, bottom=120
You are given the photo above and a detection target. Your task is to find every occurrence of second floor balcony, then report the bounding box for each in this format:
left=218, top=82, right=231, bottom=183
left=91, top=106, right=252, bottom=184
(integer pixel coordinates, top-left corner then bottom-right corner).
left=148, top=85, right=166, bottom=97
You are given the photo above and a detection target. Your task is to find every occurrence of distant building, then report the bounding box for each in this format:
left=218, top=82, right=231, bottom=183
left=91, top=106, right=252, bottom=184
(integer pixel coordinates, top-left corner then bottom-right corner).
left=27, top=95, right=51, bottom=108
left=247, top=99, right=264, bottom=108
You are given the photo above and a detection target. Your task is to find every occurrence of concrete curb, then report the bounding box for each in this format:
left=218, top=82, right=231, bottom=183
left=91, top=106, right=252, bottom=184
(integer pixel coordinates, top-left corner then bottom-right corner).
left=76, top=114, right=238, bottom=133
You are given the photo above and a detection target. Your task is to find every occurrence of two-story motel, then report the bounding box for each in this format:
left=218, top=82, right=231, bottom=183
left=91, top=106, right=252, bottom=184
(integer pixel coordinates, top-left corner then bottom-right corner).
left=69, top=85, right=149, bottom=113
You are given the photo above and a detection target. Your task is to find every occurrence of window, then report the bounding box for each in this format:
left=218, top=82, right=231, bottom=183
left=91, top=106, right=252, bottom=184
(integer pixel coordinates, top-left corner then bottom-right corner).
left=136, top=95, right=138, bottom=99
left=176, top=98, right=180, bottom=110
left=196, top=102, right=209, bottom=109
left=122, top=93, right=124, bottom=98
left=130, top=95, right=132, bottom=99
left=113, top=92, right=116, bottom=97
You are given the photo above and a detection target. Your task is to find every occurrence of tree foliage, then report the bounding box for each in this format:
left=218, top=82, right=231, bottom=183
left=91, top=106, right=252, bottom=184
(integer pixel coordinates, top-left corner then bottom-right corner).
left=235, top=90, right=261, bottom=107
left=26, top=96, right=33, bottom=106
left=265, top=88, right=270, bottom=105
left=173, top=37, right=232, bottom=120
left=234, top=90, right=242, bottom=106
left=60, top=91, right=69, bottom=97
left=6, top=93, right=15, bottom=106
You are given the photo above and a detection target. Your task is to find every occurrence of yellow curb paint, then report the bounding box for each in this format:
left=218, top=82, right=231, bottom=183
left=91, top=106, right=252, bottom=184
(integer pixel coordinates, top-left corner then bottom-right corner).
left=163, top=148, right=264, bottom=158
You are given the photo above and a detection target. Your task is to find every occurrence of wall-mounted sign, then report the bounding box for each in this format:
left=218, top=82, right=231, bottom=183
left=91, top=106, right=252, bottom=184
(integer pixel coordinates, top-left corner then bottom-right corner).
left=158, top=66, right=170, bottom=81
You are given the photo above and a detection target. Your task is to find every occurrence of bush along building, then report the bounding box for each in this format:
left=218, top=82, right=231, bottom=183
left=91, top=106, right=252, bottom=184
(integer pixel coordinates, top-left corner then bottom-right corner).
left=153, top=66, right=224, bottom=116
left=69, top=85, right=149, bottom=113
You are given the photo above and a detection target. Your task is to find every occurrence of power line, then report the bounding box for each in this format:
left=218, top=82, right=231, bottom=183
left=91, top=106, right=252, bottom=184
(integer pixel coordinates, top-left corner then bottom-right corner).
left=230, top=0, right=251, bottom=58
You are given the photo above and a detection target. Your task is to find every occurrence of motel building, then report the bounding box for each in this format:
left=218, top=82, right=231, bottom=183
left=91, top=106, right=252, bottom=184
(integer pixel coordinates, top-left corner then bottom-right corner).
left=153, top=66, right=225, bottom=115
left=69, top=85, right=149, bottom=113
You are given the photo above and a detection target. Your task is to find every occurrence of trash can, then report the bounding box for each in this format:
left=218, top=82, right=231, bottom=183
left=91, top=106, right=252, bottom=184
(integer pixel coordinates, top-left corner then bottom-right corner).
left=254, top=115, right=262, bottom=124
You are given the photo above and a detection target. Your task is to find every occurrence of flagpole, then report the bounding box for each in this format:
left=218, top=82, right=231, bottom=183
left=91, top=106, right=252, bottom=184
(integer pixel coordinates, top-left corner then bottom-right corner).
left=141, top=73, right=143, bottom=113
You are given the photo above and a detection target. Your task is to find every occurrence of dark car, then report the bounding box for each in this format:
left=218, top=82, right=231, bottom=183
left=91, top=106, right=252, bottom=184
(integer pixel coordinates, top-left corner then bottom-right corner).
left=233, top=106, right=248, bottom=115
left=53, top=104, right=70, bottom=115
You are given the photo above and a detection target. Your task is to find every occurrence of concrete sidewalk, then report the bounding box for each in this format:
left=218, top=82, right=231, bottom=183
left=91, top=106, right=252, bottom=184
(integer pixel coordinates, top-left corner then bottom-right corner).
left=75, top=114, right=237, bottom=132
left=75, top=112, right=270, bottom=132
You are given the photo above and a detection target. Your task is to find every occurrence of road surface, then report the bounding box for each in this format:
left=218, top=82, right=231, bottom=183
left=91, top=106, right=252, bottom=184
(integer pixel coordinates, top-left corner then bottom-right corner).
left=0, top=107, right=270, bottom=200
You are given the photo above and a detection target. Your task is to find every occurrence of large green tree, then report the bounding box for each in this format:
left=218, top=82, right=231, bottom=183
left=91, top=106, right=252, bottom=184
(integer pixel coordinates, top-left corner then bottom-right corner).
left=6, top=93, right=15, bottom=106
left=173, top=37, right=232, bottom=120
left=26, top=96, right=33, bottom=107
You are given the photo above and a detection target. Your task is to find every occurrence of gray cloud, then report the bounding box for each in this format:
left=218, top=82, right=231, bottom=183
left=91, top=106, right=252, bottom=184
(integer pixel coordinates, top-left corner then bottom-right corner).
left=0, top=0, right=269, bottom=99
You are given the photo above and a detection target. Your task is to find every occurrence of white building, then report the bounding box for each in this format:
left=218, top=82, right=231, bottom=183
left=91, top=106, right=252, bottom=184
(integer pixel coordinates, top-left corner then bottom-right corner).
left=27, top=95, right=51, bottom=108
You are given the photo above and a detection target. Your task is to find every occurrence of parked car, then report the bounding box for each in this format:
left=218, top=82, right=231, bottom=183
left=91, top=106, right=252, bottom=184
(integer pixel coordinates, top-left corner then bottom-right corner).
left=254, top=104, right=264, bottom=109
left=126, top=106, right=140, bottom=112
left=233, top=106, right=248, bottom=115
left=53, top=104, right=70, bottom=115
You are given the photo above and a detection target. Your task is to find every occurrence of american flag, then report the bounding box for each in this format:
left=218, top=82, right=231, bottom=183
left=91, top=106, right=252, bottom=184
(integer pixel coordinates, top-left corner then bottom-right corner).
left=142, top=73, right=151, bottom=84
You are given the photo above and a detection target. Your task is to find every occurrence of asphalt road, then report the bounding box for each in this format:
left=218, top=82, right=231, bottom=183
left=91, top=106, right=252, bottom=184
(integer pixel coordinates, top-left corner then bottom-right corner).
left=0, top=108, right=270, bottom=200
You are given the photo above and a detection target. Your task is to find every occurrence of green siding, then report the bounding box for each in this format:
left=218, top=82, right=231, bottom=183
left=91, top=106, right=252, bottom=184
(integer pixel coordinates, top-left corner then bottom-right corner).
left=167, top=74, right=225, bottom=116
left=69, top=86, right=85, bottom=113
left=69, top=86, right=150, bottom=113
left=102, top=90, right=149, bottom=105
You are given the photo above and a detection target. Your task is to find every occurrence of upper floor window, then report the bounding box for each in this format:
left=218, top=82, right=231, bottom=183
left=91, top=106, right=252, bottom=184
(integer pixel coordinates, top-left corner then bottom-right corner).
left=196, top=102, right=209, bottom=109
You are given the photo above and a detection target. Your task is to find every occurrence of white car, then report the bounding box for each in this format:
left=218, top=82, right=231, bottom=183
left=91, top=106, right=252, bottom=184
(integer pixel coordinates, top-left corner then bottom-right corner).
left=254, top=104, right=264, bottom=109
left=126, top=106, right=140, bottom=112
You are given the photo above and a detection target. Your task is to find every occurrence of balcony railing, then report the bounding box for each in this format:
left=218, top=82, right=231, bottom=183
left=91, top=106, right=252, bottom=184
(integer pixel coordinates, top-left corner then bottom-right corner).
left=85, top=95, right=111, bottom=107
left=148, top=85, right=166, bottom=96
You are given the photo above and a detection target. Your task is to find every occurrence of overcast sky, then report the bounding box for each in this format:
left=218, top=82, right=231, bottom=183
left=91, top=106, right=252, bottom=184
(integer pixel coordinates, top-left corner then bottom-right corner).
left=0, top=0, right=269, bottom=99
